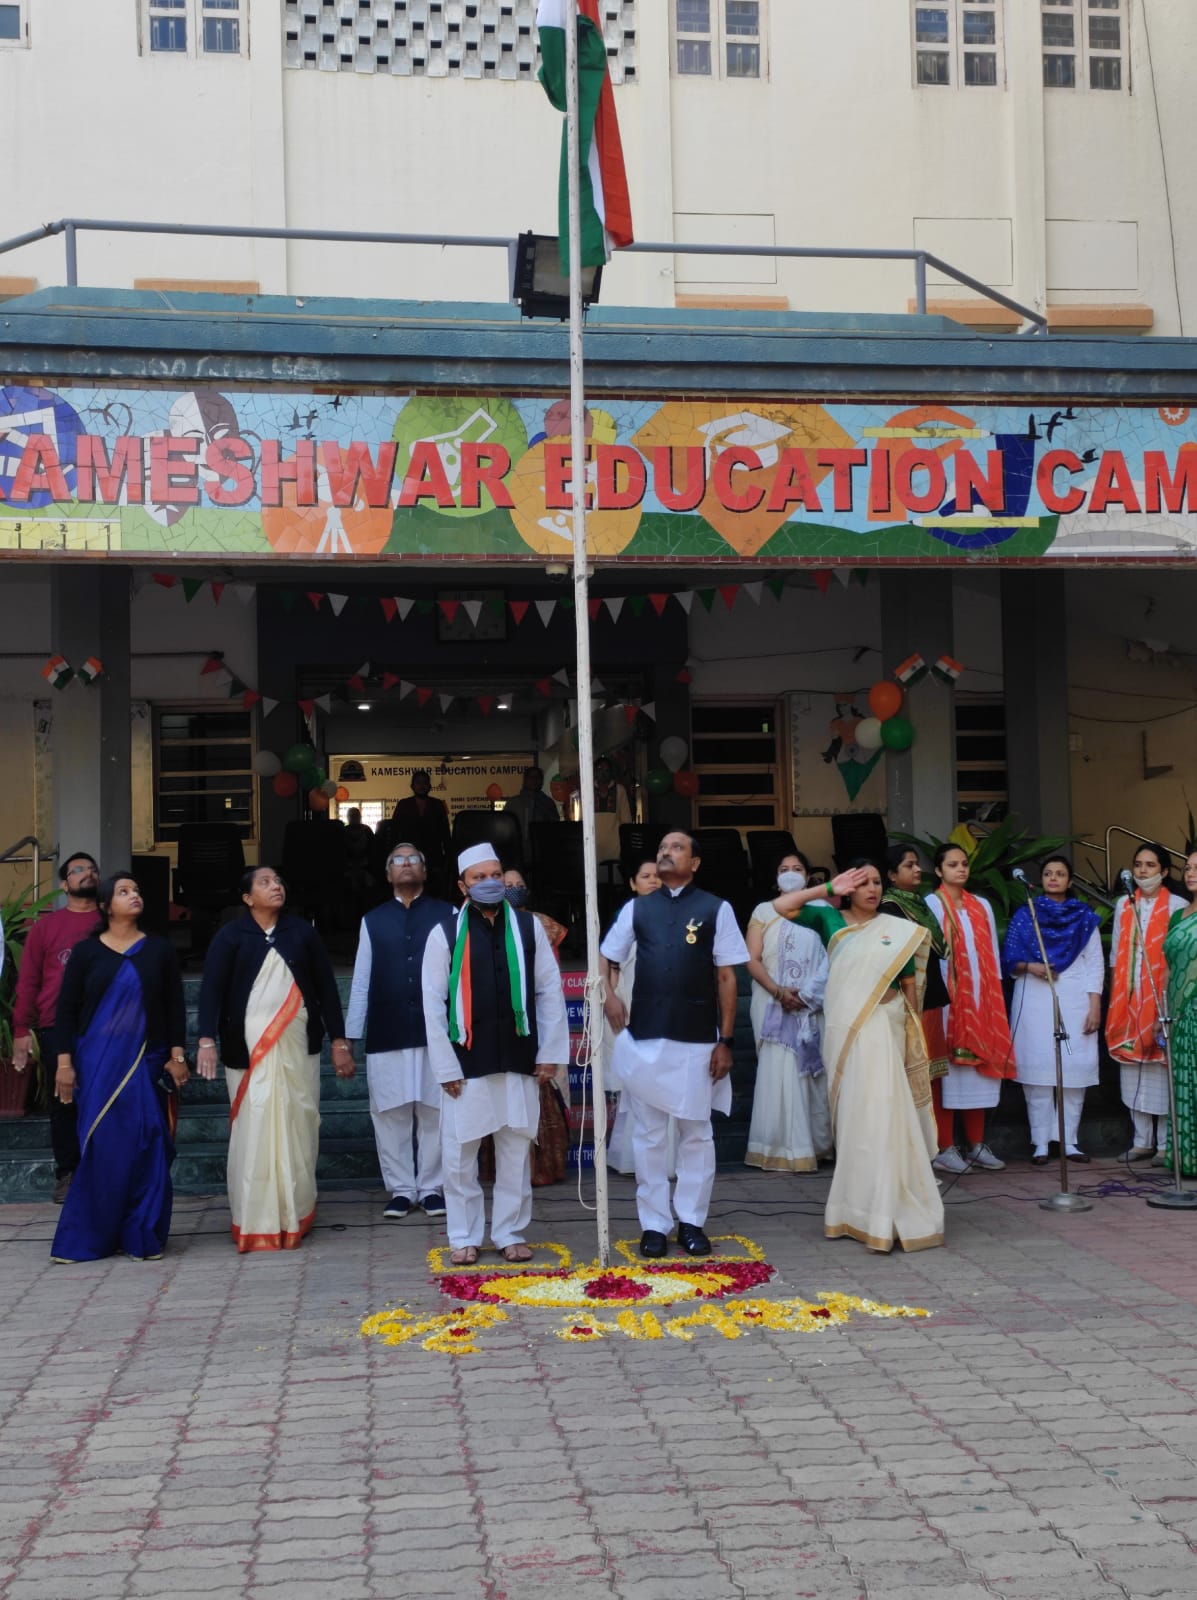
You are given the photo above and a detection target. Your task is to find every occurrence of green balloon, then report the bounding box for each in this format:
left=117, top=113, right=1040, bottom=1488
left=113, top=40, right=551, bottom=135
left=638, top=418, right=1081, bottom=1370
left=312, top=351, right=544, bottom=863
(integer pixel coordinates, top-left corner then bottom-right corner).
left=880, top=716, right=915, bottom=752
left=283, top=742, right=317, bottom=774
left=645, top=767, right=673, bottom=796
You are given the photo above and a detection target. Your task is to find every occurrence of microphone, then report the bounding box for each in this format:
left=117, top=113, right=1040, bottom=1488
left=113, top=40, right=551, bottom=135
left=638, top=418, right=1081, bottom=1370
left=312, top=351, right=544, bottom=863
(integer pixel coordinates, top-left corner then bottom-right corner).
left=1120, top=868, right=1134, bottom=895
left=1011, top=866, right=1030, bottom=886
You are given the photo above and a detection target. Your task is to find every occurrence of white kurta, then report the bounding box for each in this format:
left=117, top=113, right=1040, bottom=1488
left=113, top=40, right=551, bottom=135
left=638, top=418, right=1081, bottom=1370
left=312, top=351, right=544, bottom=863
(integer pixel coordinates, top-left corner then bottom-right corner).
left=1011, top=928, right=1104, bottom=1088
left=345, top=921, right=440, bottom=1112
left=926, top=891, right=1005, bottom=1111
left=1110, top=892, right=1187, bottom=1116
left=604, top=948, right=679, bottom=1176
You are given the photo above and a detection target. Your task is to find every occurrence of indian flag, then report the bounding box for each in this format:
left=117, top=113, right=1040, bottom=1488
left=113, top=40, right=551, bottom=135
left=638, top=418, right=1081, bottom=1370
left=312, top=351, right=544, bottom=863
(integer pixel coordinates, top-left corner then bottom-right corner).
left=537, top=0, right=634, bottom=272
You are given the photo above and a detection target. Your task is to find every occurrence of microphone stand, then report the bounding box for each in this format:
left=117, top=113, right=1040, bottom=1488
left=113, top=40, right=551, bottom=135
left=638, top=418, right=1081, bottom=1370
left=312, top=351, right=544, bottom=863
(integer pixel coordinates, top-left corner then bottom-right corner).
left=1020, top=882, right=1092, bottom=1214
left=1124, top=886, right=1197, bottom=1211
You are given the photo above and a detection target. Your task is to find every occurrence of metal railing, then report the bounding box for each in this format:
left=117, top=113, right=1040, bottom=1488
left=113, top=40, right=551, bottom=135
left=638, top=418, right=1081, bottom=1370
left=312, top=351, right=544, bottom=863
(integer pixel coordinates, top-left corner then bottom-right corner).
left=1089, top=825, right=1191, bottom=893
left=0, top=216, right=1048, bottom=334
left=0, top=835, right=52, bottom=899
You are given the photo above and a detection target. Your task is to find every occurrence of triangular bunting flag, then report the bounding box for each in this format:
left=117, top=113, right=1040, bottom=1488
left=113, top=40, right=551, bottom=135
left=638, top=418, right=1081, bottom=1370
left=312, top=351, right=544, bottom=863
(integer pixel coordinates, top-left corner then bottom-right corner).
left=510, top=600, right=530, bottom=625
left=152, top=573, right=176, bottom=589
left=42, top=655, right=72, bottom=689
left=380, top=597, right=398, bottom=623
left=591, top=677, right=605, bottom=693
left=416, top=687, right=434, bottom=706
left=766, top=577, right=785, bottom=601
left=281, top=590, right=298, bottom=613
left=398, top=680, right=415, bottom=700
left=535, top=599, right=556, bottom=627
left=438, top=600, right=460, bottom=624
left=306, top=591, right=324, bottom=611
left=210, top=582, right=225, bottom=605
left=719, top=584, right=738, bottom=611
left=477, top=695, right=495, bottom=716
left=346, top=675, right=365, bottom=694
left=396, top=597, right=414, bottom=620
left=560, top=597, right=575, bottom=613
left=605, top=596, right=624, bottom=623
left=743, top=581, right=763, bottom=605
left=628, top=595, right=647, bottom=618
left=356, top=661, right=372, bottom=679
left=328, top=593, right=349, bottom=617
left=623, top=703, right=640, bottom=726
left=181, top=578, right=203, bottom=603
left=438, top=693, right=455, bottom=712
left=233, top=583, right=256, bottom=605
left=381, top=672, right=400, bottom=691
left=261, top=697, right=279, bottom=717
left=298, top=698, right=315, bottom=718
left=587, top=598, right=602, bottom=621
left=813, top=571, right=832, bottom=595
left=833, top=569, right=852, bottom=588
left=676, top=667, right=693, bottom=685
left=552, top=667, right=571, bottom=686
left=534, top=678, right=552, bottom=697
left=314, top=694, right=332, bottom=713
left=640, top=701, right=656, bottom=720
left=648, top=593, right=669, bottom=617
left=226, top=676, right=246, bottom=699
left=675, top=592, right=694, bottom=614
left=200, top=653, right=224, bottom=676
left=463, top=600, right=483, bottom=627
left=696, top=589, right=716, bottom=612
left=242, top=689, right=262, bottom=710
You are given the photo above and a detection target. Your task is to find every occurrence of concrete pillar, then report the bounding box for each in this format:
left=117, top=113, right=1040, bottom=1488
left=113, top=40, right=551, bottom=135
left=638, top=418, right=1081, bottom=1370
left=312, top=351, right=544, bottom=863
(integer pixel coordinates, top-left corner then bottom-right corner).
left=879, top=571, right=956, bottom=841
left=1000, top=572, right=1071, bottom=836
left=50, top=569, right=132, bottom=871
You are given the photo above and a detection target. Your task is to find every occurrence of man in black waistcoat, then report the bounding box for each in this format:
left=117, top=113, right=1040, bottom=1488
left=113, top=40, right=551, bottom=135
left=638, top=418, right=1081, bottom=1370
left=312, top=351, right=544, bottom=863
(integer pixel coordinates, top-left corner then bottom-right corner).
left=422, top=844, right=569, bottom=1267
left=344, top=841, right=454, bottom=1221
left=601, top=831, right=749, bottom=1259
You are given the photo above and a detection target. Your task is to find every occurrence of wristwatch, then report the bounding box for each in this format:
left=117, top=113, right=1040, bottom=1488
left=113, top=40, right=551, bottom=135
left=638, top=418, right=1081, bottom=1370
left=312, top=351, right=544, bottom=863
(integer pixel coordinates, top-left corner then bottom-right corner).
left=718, top=1034, right=735, bottom=1047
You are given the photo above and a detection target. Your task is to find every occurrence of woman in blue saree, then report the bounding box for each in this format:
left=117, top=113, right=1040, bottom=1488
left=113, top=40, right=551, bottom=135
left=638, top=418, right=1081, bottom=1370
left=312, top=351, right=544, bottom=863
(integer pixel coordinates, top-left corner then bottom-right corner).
left=51, top=873, right=188, bottom=1263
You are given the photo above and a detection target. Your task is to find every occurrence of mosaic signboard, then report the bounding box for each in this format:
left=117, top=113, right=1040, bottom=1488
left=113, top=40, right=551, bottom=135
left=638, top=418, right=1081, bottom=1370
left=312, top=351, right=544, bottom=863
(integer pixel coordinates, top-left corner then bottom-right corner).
left=2, top=383, right=1196, bottom=563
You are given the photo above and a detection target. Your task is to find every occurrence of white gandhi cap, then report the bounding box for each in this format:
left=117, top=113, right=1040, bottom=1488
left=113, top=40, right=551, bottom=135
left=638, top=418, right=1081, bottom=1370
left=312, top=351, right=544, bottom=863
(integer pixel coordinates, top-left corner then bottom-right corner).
left=458, top=843, right=502, bottom=875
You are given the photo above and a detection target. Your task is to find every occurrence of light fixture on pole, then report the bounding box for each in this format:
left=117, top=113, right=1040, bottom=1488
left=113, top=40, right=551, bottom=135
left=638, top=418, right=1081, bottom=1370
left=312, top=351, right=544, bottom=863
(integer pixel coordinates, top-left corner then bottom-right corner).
left=512, top=230, right=602, bottom=320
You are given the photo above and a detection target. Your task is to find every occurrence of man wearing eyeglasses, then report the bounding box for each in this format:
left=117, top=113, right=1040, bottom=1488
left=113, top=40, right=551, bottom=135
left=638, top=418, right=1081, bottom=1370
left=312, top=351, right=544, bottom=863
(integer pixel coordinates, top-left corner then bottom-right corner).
left=344, top=843, right=455, bottom=1220
left=11, top=852, right=101, bottom=1203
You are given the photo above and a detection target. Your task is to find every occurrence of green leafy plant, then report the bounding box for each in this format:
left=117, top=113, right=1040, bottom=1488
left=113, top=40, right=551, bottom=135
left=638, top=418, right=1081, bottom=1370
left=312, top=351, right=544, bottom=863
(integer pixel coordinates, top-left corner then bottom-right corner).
left=1, top=882, right=62, bottom=1109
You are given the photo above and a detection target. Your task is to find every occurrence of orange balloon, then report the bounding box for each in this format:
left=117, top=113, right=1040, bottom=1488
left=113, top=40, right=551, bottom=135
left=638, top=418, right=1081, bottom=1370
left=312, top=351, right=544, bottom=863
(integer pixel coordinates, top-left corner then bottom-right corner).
left=309, top=787, right=330, bottom=811
left=272, top=771, right=298, bottom=798
left=868, top=681, right=903, bottom=721
left=486, top=783, right=504, bottom=801
left=335, top=785, right=350, bottom=802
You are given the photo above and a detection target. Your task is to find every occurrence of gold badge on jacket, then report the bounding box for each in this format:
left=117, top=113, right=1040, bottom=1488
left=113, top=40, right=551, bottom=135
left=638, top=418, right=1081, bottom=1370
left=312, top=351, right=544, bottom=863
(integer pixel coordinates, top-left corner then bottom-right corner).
left=685, top=919, right=703, bottom=945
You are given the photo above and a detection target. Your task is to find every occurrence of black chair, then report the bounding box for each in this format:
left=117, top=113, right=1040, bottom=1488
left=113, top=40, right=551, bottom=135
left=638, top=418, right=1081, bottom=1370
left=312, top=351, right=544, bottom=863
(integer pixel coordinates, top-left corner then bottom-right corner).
left=746, top=829, right=801, bottom=901
left=452, top=809, right=524, bottom=872
left=619, top=822, right=663, bottom=885
left=831, top=813, right=888, bottom=871
left=281, top=818, right=347, bottom=932
left=530, top=820, right=587, bottom=927
left=131, top=853, right=171, bottom=939
left=173, top=823, right=246, bottom=959
left=691, top=827, right=749, bottom=915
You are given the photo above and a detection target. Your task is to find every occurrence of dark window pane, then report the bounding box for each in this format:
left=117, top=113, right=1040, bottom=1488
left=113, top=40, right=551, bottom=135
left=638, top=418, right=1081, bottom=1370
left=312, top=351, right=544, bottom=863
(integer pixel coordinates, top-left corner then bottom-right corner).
left=956, top=736, right=1008, bottom=763
left=726, top=41, right=758, bottom=75
left=697, top=804, right=776, bottom=827
left=693, top=737, right=777, bottom=764
left=204, top=16, right=240, bottom=49
left=915, top=7, right=949, bottom=43
left=1042, top=12, right=1074, bottom=44
left=957, top=768, right=1008, bottom=790
left=1088, top=0, right=1119, bottom=8
left=159, top=743, right=253, bottom=773
left=963, top=11, right=995, bottom=43
left=1043, top=51, right=1076, bottom=85
left=692, top=705, right=775, bottom=733
left=955, top=704, right=1005, bottom=731
left=1088, top=14, right=1119, bottom=47
left=964, top=51, right=997, bottom=84
left=691, top=770, right=776, bottom=797
left=158, top=710, right=252, bottom=739
left=676, top=38, right=710, bottom=72
left=677, top=0, right=709, bottom=29
left=0, top=7, right=21, bottom=41
left=1090, top=53, right=1121, bottom=88
left=150, top=14, right=187, bottom=49
left=917, top=49, right=950, bottom=83
left=725, top=0, right=758, bottom=35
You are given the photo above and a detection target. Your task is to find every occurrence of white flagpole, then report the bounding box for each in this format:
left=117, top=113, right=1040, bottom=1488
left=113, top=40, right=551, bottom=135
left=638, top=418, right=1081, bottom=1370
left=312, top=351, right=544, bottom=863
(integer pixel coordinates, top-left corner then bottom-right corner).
left=564, top=0, right=610, bottom=1267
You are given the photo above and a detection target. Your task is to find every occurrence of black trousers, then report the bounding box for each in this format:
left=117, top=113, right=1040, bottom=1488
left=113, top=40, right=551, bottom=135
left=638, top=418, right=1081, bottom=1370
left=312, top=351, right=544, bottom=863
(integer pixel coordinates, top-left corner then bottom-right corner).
left=36, top=1026, right=79, bottom=1178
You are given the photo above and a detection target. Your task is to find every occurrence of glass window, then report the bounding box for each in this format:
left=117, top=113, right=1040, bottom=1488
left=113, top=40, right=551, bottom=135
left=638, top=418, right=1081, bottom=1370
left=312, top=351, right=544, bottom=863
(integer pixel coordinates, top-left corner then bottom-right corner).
left=916, top=8, right=949, bottom=43
left=150, top=14, right=188, bottom=51
left=1042, top=0, right=1126, bottom=90
left=0, top=5, right=21, bottom=42
left=677, top=38, right=710, bottom=74
left=913, top=2, right=1003, bottom=89
left=725, top=0, right=758, bottom=33
left=1042, top=11, right=1074, bottom=44
left=962, top=9, right=995, bottom=42
left=1043, top=52, right=1076, bottom=85
left=917, top=49, right=951, bottom=84
left=1090, top=53, right=1120, bottom=89
left=726, top=40, right=759, bottom=76
left=1088, top=12, right=1119, bottom=47
left=674, top=0, right=761, bottom=80
left=964, top=51, right=997, bottom=84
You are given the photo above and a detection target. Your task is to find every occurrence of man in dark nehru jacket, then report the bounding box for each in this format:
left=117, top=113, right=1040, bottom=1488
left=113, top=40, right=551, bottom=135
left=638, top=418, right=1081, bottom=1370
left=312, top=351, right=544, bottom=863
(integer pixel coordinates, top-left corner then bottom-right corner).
left=423, top=844, right=569, bottom=1266
left=601, top=830, right=749, bottom=1259
left=344, top=841, right=454, bottom=1221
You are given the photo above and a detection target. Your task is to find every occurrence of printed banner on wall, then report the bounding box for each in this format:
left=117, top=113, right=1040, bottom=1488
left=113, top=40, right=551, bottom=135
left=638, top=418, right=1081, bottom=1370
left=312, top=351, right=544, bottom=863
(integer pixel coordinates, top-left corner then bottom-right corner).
left=334, top=753, right=532, bottom=819
left=2, top=384, right=1197, bottom=563
left=788, top=693, right=886, bottom=817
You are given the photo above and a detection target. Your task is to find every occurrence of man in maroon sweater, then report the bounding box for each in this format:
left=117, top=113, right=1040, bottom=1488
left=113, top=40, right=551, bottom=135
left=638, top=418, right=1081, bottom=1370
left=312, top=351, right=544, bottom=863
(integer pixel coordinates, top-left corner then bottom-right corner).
left=12, top=852, right=100, bottom=1202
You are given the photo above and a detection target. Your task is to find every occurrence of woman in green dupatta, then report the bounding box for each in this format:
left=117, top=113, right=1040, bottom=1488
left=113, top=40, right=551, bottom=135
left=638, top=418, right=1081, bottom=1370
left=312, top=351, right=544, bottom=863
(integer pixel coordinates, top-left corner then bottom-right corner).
left=1164, top=850, right=1197, bottom=1176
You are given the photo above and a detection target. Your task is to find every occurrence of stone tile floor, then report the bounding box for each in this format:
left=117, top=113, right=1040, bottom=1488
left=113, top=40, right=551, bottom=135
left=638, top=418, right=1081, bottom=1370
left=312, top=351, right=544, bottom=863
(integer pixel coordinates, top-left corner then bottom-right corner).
left=2, top=1163, right=1197, bottom=1599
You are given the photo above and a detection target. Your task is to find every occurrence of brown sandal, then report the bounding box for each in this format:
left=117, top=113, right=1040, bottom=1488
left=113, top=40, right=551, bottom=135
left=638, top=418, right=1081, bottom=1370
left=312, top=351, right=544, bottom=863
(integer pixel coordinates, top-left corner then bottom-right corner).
left=501, top=1243, right=533, bottom=1263
left=449, top=1246, right=478, bottom=1266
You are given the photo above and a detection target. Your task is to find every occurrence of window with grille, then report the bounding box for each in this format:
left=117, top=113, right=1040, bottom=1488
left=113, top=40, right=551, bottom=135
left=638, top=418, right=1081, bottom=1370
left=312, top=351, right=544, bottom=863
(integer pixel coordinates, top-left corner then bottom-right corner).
left=690, top=701, right=782, bottom=830
left=1042, top=0, right=1126, bottom=91
left=955, top=697, right=1007, bottom=823
left=0, top=3, right=27, bottom=46
left=143, top=0, right=245, bottom=56
left=673, top=0, right=763, bottom=79
left=154, top=706, right=256, bottom=842
left=283, top=0, right=636, bottom=82
left=913, top=0, right=1002, bottom=88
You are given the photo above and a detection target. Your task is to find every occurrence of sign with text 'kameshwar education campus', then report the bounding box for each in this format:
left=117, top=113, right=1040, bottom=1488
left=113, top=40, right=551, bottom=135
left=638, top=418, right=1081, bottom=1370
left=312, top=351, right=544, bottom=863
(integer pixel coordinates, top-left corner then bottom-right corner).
left=2, top=383, right=1197, bottom=564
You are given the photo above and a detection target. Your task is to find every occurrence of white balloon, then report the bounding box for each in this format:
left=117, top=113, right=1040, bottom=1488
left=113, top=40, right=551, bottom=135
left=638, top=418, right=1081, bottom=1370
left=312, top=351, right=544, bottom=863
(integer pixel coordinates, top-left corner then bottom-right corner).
left=321, top=779, right=339, bottom=797
left=659, top=735, right=689, bottom=773
left=855, top=717, right=883, bottom=751
left=253, top=750, right=282, bottom=776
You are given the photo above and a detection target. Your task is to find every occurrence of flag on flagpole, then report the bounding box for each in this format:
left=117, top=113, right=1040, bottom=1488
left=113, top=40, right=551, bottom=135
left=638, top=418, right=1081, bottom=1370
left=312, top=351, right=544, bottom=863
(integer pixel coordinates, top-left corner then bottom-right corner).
left=536, top=0, right=634, bottom=271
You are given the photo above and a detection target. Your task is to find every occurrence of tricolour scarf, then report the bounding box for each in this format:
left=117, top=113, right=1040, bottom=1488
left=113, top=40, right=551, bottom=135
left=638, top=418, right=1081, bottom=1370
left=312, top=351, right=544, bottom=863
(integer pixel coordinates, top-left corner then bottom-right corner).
left=942, top=891, right=1016, bottom=1078
left=1106, top=890, right=1170, bottom=1065
left=447, top=903, right=529, bottom=1051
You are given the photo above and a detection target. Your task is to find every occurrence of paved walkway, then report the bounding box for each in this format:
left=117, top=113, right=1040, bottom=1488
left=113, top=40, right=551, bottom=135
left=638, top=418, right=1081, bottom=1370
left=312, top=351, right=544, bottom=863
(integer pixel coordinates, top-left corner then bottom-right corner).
left=3, top=1163, right=1197, bottom=1600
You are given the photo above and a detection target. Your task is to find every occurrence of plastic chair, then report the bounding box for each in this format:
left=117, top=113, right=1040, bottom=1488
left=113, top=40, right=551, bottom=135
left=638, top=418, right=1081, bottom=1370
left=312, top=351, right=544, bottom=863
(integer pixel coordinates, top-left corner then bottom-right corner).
left=173, top=823, right=246, bottom=959
left=746, top=829, right=801, bottom=900
left=831, top=813, right=888, bottom=871
left=452, top=809, right=524, bottom=872
left=691, top=828, right=749, bottom=915
left=281, top=818, right=347, bottom=931
left=619, top=822, right=663, bottom=884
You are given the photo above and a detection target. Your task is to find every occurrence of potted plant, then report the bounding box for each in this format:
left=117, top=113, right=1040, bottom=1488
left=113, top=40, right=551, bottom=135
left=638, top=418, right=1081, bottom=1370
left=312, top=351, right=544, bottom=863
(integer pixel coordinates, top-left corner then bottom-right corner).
left=0, top=882, right=60, bottom=1117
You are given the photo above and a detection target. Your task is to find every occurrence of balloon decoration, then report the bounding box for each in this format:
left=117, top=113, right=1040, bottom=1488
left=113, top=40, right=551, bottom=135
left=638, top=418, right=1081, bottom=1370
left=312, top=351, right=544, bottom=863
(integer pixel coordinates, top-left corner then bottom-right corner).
left=272, top=771, right=298, bottom=798
left=283, top=742, right=318, bottom=774
left=335, top=785, right=350, bottom=802
left=253, top=750, right=282, bottom=777
left=880, top=716, right=915, bottom=752
left=486, top=783, right=503, bottom=802
left=645, top=767, right=673, bottom=797
left=659, top=736, right=689, bottom=774
left=320, top=779, right=339, bottom=798
left=867, top=681, right=903, bottom=721
left=855, top=717, right=883, bottom=751
left=673, top=770, right=700, bottom=797
left=309, top=787, right=330, bottom=811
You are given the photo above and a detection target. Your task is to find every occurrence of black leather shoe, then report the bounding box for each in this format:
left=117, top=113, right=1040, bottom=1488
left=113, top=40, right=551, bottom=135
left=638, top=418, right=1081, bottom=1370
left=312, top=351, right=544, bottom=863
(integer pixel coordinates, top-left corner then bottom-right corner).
left=676, top=1222, right=711, bottom=1256
left=1066, top=1151, right=1092, bottom=1165
left=639, top=1229, right=669, bottom=1259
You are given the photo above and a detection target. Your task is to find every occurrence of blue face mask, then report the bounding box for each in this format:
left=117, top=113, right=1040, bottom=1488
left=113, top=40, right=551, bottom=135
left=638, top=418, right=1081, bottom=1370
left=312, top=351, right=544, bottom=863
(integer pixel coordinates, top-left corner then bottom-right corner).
left=468, top=877, right=507, bottom=906
left=505, top=885, right=530, bottom=909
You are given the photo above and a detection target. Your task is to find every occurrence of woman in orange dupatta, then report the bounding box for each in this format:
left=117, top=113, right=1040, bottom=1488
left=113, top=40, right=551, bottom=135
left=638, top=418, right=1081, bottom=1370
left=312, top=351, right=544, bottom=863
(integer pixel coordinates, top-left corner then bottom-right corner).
left=926, top=844, right=1016, bottom=1175
left=196, top=867, right=352, bottom=1251
left=1106, top=842, right=1186, bottom=1163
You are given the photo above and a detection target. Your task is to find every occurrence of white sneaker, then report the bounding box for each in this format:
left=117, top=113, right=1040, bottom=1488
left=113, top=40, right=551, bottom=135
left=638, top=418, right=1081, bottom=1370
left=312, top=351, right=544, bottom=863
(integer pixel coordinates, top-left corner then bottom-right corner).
left=967, top=1143, right=1006, bottom=1171
left=932, top=1147, right=970, bottom=1174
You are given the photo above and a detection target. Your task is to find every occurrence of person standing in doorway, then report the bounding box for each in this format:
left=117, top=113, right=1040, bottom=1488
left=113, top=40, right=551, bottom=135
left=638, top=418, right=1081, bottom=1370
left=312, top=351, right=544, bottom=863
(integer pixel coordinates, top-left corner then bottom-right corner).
left=600, top=831, right=749, bottom=1259
left=344, top=842, right=454, bottom=1220
left=11, top=852, right=101, bottom=1204
left=422, top=845, right=569, bottom=1266
left=392, top=770, right=452, bottom=894
left=503, top=766, right=560, bottom=859
left=592, top=755, right=631, bottom=873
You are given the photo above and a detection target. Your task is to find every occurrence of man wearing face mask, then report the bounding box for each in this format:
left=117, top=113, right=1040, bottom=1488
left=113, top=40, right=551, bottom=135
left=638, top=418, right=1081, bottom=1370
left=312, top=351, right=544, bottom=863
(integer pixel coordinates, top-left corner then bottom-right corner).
left=422, top=845, right=570, bottom=1266
left=344, top=843, right=455, bottom=1221
left=601, top=831, right=750, bottom=1259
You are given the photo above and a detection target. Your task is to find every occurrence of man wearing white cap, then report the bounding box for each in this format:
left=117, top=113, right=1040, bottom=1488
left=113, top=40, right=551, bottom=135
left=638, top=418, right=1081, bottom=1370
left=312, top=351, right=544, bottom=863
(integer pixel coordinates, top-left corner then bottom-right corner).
left=422, top=843, right=570, bottom=1266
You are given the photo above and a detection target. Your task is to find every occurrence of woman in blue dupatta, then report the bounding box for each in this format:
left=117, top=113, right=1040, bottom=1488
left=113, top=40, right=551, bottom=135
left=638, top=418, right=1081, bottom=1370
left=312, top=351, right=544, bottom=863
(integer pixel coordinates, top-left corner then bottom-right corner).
left=51, top=873, right=188, bottom=1263
left=1164, top=851, right=1197, bottom=1176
